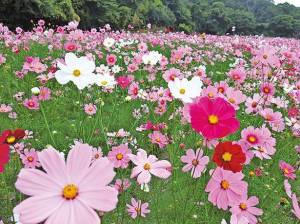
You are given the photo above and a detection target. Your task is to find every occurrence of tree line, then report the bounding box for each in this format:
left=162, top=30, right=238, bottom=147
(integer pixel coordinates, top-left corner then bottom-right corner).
left=0, top=0, right=300, bottom=38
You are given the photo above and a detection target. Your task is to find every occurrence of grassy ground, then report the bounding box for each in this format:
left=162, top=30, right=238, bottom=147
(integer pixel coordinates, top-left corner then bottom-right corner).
left=0, top=42, right=299, bottom=224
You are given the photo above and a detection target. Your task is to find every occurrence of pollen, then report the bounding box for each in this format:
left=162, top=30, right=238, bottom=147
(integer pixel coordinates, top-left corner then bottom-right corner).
left=220, top=180, right=230, bottom=190
left=222, top=152, right=232, bottom=162
left=6, top=136, right=16, bottom=144
left=144, top=163, right=151, bottom=170
left=179, top=88, right=186, bottom=94
left=192, top=159, right=199, bottom=166
left=27, top=156, right=34, bottom=162
left=239, top=203, right=247, bottom=210
left=208, top=115, right=219, bottom=125
left=101, top=80, right=108, bottom=86
left=247, top=135, right=257, bottom=143
left=63, top=184, right=78, bottom=200
left=73, top=69, right=81, bottom=77
left=116, top=153, right=124, bottom=160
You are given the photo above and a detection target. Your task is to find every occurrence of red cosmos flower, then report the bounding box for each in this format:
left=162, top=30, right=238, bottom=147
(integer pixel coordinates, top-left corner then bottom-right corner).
left=0, top=143, right=9, bottom=172
left=0, top=129, right=25, bottom=145
left=212, top=141, right=246, bottom=173
left=190, top=97, right=240, bottom=139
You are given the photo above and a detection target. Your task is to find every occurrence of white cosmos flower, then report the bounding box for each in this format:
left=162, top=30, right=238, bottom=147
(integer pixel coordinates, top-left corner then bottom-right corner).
left=168, top=76, right=203, bottom=103
left=94, top=73, right=116, bottom=88
left=55, top=53, right=96, bottom=90
left=103, top=37, right=115, bottom=48
left=142, top=51, right=162, bottom=65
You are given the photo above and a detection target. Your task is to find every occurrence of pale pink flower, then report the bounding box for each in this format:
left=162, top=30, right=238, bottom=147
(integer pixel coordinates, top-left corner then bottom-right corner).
left=225, top=87, right=246, bottom=110
left=14, top=142, right=118, bottom=224
left=245, top=94, right=262, bottom=114
left=129, top=149, right=172, bottom=184
left=114, top=178, right=131, bottom=193
left=181, top=148, right=209, bottom=178
left=230, top=196, right=263, bottom=224
left=228, top=67, right=246, bottom=83
left=148, top=131, right=169, bottom=149
left=128, top=82, right=139, bottom=99
left=0, top=104, right=12, bottom=113
left=84, top=103, right=97, bottom=115
left=205, top=167, right=248, bottom=210
left=126, top=198, right=150, bottom=219
left=38, top=87, right=51, bottom=101
left=20, top=148, right=41, bottom=169
left=107, top=144, right=131, bottom=168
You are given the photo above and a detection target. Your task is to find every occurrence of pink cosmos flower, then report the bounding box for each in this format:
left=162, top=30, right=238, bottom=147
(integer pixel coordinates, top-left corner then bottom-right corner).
left=84, top=103, right=97, bottom=116
left=114, top=178, right=131, bottom=193
left=245, top=94, right=262, bottom=114
left=230, top=196, right=263, bottom=224
left=292, top=193, right=300, bottom=220
left=279, top=160, right=296, bottom=180
left=106, top=54, right=117, bottom=66
left=180, top=148, right=209, bottom=178
left=225, top=87, right=246, bottom=110
left=163, top=68, right=183, bottom=82
left=260, top=108, right=285, bottom=132
left=260, top=82, right=275, bottom=96
left=240, top=126, right=263, bottom=148
left=148, top=131, right=169, bottom=149
left=202, top=86, right=219, bottom=99
left=14, top=142, right=118, bottom=224
left=128, top=82, right=139, bottom=99
left=205, top=167, right=248, bottom=210
left=0, top=104, right=12, bottom=113
left=221, top=214, right=249, bottom=224
left=228, top=67, right=246, bottom=84
left=23, top=96, right=39, bottom=110
left=92, top=147, right=103, bottom=161
left=190, top=97, right=240, bottom=139
left=117, top=75, right=134, bottom=89
left=215, top=81, right=229, bottom=94
left=38, top=87, right=51, bottom=101
left=107, top=144, right=131, bottom=168
left=20, top=148, right=40, bottom=168
left=64, top=42, right=77, bottom=52
left=129, top=149, right=172, bottom=184
left=126, top=198, right=150, bottom=219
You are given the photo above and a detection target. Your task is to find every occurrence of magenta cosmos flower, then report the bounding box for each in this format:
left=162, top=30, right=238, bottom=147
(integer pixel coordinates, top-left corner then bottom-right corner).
left=107, top=144, right=131, bottom=168
left=230, top=196, right=263, bottom=224
left=14, top=142, right=118, bottom=224
left=190, top=97, right=240, bottom=139
left=180, top=148, right=209, bottom=178
left=20, top=148, right=40, bottom=169
left=129, top=149, right=172, bottom=184
left=279, top=160, right=296, bottom=180
left=205, top=167, right=248, bottom=210
left=126, top=198, right=150, bottom=219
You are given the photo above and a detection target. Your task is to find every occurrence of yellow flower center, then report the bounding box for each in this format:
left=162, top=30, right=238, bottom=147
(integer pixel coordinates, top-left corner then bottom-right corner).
left=144, top=163, right=151, bottom=170
left=222, top=152, right=232, bottom=162
left=63, top=184, right=78, bottom=200
left=73, top=69, right=81, bottom=77
left=27, top=156, right=34, bottom=162
left=239, top=203, right=247, bottom=210
left=263, top=87, right=270, bottom=93
left=208, top=115, right=219, bottom=125
left=179, top=88, right=186, bottom=94
left=208, top=93, right=214, bottom=98
left=221, top=180, right=230, bottom=190
left=247, top=135, right=257, bottom=143
left=6, top=136, right=16, bottom=144
left=229, top=98, right=235, bottom=103
left=156, top=137, right=161, bottom=142
left=116, top=153, right=123, bottom=160
left=101, top=80, right=108, bottom=86
left=284, top=168, right=290, bottom=174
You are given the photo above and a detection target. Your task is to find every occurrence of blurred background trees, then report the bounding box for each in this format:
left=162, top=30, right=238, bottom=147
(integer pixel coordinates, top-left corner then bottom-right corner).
left=0, top=0, right=300, bottom=37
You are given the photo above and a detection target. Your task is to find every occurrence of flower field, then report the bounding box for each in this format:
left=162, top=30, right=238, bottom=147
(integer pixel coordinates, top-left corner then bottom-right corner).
left=0, top=21, right=300, bottom=224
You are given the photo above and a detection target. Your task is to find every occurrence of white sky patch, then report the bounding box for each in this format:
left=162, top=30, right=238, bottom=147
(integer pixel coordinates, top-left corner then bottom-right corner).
left=274, top=0, right=300, bottom=7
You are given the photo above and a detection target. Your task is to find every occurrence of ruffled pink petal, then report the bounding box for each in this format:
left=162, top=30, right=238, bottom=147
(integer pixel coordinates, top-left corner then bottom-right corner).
left=15, top=168, right=61, bottom=196
left=79, top=186, right=118, bottom=212
left=14, top=195, right=64, bottom=224
left=67, top=141, right=93, bottom=184
left=38, top=147, right=68, bottom=185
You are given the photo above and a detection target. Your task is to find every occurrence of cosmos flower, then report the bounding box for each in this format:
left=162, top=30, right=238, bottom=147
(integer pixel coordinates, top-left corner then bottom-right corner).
left=190, top=97, right=240, bottom=139
left=14, top=142, right=118, bottom=224
left=129, top=149, right=172, bottom=185
left=20, top=148, right=41, bottom=169
left=126, top=198, right=150, bottom=219
left=107, top=144, right=132, bottom=168
left=212, top=142, right=246, bottom=173
left=279, top=160, right=296, bottom=180
left=55, top=53, right=96, bottom=90
left=230, top=196, right=263, bottom=224
left=205, top=167, right=248, bottom=210
left=94, top=73, right=116, bottom=88
left=168, top=76, right=203, bottom=103
left=180, top=148, right=209, bottom=178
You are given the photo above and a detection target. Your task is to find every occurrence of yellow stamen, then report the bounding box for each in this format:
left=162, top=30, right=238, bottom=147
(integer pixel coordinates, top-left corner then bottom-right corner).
left=222, top=152, right=232, bottom=162
left=179, top=88, right=186, bottom=94
left=144, top=163, right=151, bottom=170
left=208, top=115, right=219, bottom=125
left=221, top=180, right=230, bottom=190
left=73, top=69, right=81, bottom=77
left=116, top=153, right=123, bottom=160
left=63, top=184, right=78, bottom=200
left=6, top=136, right=16, bottom=144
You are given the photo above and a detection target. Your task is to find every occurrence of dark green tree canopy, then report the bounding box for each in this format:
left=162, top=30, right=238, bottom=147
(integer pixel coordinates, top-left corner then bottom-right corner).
left=0, top=0, right=300, bottom=38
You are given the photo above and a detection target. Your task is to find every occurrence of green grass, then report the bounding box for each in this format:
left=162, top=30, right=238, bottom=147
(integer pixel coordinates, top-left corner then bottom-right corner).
left=0, top=42, right=299, bottom=224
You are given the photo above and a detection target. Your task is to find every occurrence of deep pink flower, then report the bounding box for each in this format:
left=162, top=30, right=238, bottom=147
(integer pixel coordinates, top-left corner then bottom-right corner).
left=230, top=196, right=263, bottom=224
left=117, top=75, right=134, bottom=89
left=106, top=54, right=117, bottom=66
left=205, top=167, right=248, bottom=210
left=107, top=144, right=131, bottom=168
left=190, top=97, right=240, bottom=139
left=14, top=142, right=118, bottom=224
left=23, top=96, right=39, bottom=110
left=180, top=148, right=209, bottom=178
left=279, top=160, right=296, bottom=180
left=126, top=198, right=150, bottom=219
left=129, top=149, right=172, bottom=184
